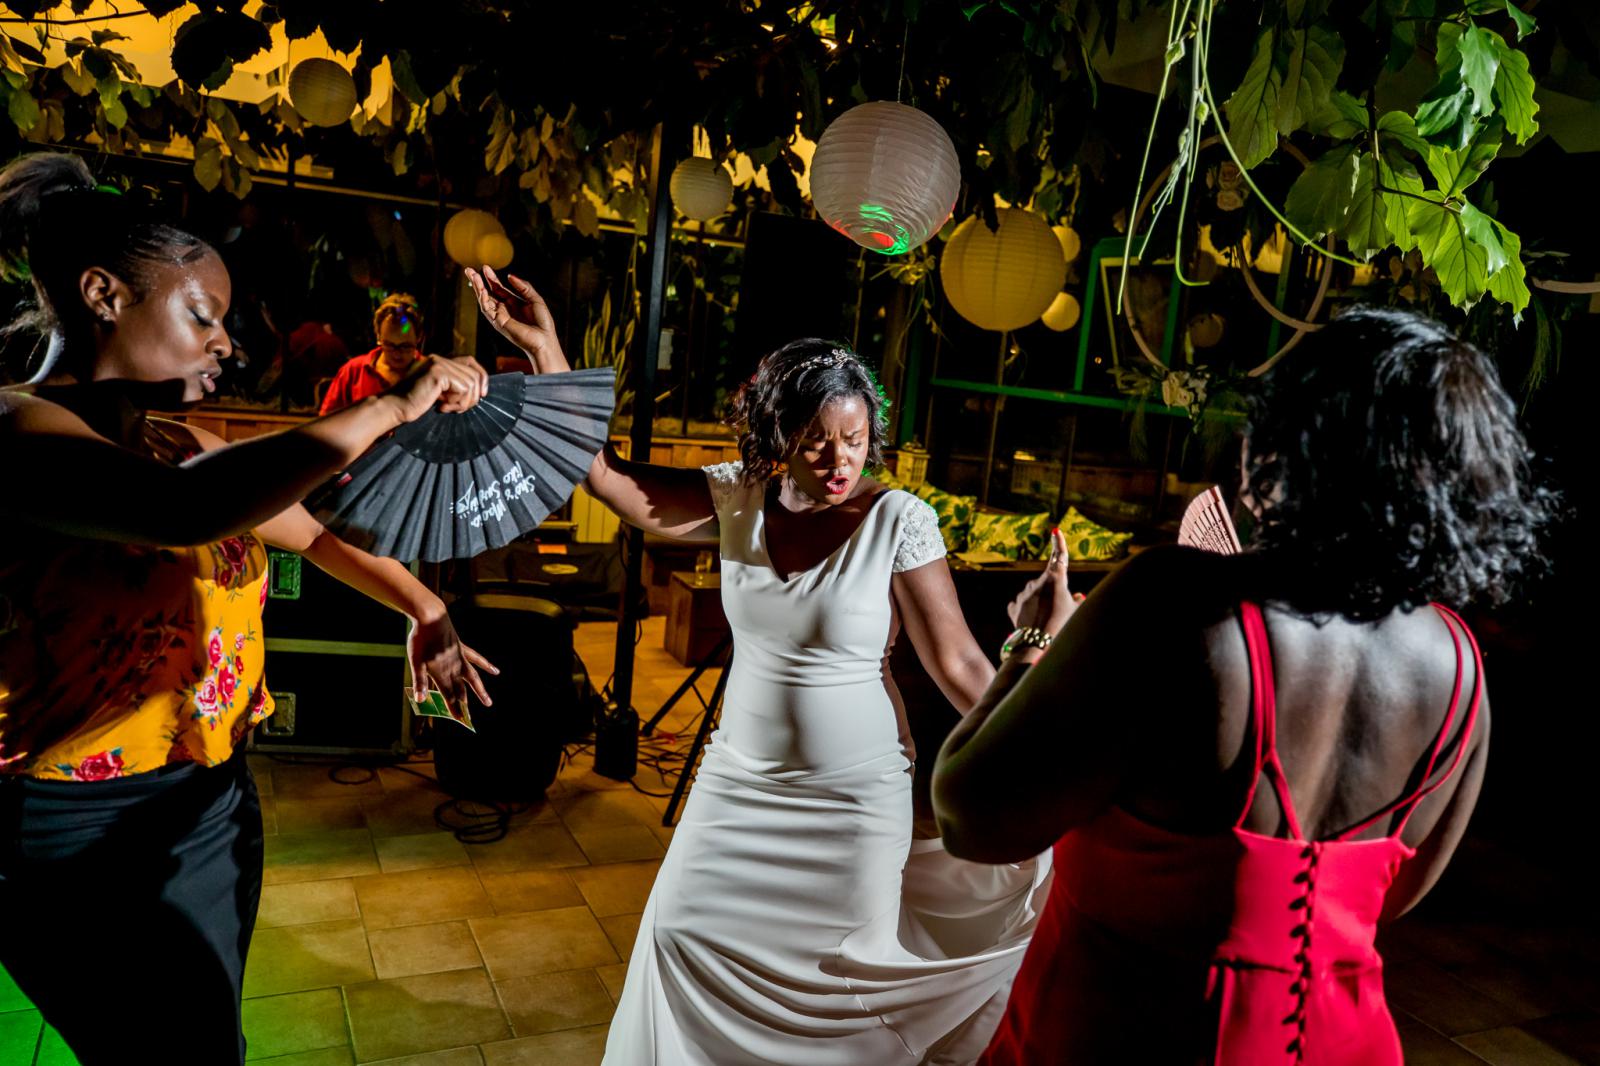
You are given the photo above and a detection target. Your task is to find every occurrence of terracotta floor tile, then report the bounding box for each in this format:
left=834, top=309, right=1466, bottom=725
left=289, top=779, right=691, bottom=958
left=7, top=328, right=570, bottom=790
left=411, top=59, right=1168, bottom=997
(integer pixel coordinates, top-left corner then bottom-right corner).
left=354, top=866, right=494, bottom=931
left=345, top=969, right=510, bottom=1062
left=497, top=968, right=615, bottom=1036
left=1456, top=1027, right=1584, bottom=1065
left=241, top=988, right=348, bottom=1059
left=361, top=1048, right=484, bottom=1066
left=571, top=824, right=666, bottom=865
left=257, top=879, right=360, bottom=929
left=263, top=829, right=381, bottom=885
left=595, top=963, right=630, bottom=1004
left=274, top=797, right=369, bottom=833
left=368, top=921, right=484, bottom=980
left=478, top=870, right=586, bottom=915
left=470, top=907, right=619, bottom=980
left=599, top=913, right=643, bottom=963
left=376, top=832, right=472, bottom=874
left=250, top=1048, right=355, bottom=1065
left=363, top=790, right=453, bottom=838
left=1387, top=958, right=1540, bottom=1036
left=1394, top=1014, right=1491, bottom=1065
left=243, top=919, right=374, bottom=998
left=569, top=861, right=661, bottom=918
left=553, top=789, right=662, bottom=833
left=466, top=823, right=587, bottom=874
left=270, top=762, right=386, bottom=799
left=480, top=1025, right=609, bottom=1066
left=1521, top=1012, right=1600, bottom=1064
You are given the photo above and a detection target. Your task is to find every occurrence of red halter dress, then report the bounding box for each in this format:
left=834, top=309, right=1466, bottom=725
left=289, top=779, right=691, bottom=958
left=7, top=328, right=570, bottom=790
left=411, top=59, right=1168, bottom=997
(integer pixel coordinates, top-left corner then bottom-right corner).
left=981, top=603, right=1484, bottom=1065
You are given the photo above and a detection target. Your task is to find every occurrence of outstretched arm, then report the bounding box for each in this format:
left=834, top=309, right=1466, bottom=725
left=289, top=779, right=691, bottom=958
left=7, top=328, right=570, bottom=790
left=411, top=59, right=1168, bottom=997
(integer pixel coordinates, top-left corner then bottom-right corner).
left=2, top=356, right=488, bottom=547
left=584, top=444, right=719, bottom=543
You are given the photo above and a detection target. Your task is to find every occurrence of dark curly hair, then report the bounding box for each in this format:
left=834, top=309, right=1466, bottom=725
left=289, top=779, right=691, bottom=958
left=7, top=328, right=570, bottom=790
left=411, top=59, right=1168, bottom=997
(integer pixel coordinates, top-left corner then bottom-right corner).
left=728, top=338, right=887, bottom=484
left=1244, top=304, right=1555, bottom=621
left=0, top=152, right=210, bottom=344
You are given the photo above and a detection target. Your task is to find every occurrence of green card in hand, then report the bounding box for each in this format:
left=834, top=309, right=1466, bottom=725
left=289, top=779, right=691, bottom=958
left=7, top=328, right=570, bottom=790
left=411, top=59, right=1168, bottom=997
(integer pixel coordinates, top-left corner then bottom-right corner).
left=410, top=690, right=476, bottom=732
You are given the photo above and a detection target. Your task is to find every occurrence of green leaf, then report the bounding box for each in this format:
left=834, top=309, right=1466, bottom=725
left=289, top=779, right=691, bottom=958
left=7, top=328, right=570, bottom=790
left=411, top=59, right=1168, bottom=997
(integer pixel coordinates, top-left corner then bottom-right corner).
left=90, top=29, right=130, bottom=46
left=1458, top=201, right=1508, bottom=276
left=60, top=59, right=96, bottom=96
left=0, top=33, right=26, bottom=76
left=193, top=148, right=223, bottom=192
left=1285, top=144, right=1359, bottom=241
left=1489, top=35, right=1539, bottom=145
left=484, top=110, right=518, bottom=175
left=1504, top=1, right=1537, bottom=40
left=1423, top=115, right=1503, bottom=198
left=1415, top=53, right=1475, bottom=149
left=1223, top=29, right=1283, bottom=169
left=1344, top=152, right=1392, bottom=260
left=389, top=51, right=429, bottom=107
left=1309, top=89, right=1368, bottom=138
left=1381, top=157, right=1425, bottom=253
left=1377, top=109, right=1430, bottom=156
left=1485, top=217, right=1529, bottom=319
left=1407, top=195, right=1488, bottom=307
left=99, top=83, right=127, bottom=129
left=1276, top=26, right=1345, bottom=135
left=6, top=84, right=40, bottom=132
left=1456, top=25, right=1499, bottom=117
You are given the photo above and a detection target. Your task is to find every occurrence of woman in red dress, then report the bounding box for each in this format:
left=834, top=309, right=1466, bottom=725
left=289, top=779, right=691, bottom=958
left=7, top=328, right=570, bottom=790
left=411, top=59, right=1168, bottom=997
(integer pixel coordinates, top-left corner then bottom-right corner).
left=932, top=306, right=1554, bottom=1064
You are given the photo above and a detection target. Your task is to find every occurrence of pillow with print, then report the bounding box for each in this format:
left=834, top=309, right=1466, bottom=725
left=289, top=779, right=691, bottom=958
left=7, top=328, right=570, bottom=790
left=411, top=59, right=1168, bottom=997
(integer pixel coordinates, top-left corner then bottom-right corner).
left=912, top=483, right=976, bottom=553
left=1055, top=506, right=1134, bottom=561
left=968, top=510, right=1053, bottom=561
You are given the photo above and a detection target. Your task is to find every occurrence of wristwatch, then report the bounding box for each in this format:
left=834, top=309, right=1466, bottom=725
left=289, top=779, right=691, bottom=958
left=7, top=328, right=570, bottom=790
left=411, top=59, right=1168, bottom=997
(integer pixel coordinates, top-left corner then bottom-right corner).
left=1000, top=626, right=1053, bottom=660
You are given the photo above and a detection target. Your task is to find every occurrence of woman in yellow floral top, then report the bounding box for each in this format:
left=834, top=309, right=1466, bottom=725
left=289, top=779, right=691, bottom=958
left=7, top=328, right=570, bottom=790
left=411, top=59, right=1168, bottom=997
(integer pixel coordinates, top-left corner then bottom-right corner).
left=0, top=152, right=497, bottom=1066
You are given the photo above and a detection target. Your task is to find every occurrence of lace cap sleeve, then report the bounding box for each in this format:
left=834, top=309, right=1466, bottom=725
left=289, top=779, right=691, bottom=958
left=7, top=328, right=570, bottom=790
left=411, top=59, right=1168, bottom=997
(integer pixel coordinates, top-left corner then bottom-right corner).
left=703, top=460, right=746, bottom=512
left=894, top=494, right=947, bottom=573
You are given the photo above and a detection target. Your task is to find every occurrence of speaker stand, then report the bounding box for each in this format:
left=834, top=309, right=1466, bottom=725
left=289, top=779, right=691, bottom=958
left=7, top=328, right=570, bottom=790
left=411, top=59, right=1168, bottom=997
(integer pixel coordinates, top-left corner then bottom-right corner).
left=651, top=640, right=734, bottom=828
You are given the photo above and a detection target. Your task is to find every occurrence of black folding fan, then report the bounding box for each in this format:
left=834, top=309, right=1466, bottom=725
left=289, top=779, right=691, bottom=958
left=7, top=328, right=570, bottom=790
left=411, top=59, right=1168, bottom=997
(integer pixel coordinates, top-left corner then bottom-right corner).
left=310, top=368, right=615, bottom=562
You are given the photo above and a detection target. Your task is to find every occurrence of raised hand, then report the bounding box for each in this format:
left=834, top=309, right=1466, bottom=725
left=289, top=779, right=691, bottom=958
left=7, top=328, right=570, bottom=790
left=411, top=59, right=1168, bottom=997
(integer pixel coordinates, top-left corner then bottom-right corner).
left=1007, top=528, right=1082, bottom=635
left=409, top=609, right=499, bottom=710
left=465, top=265, right=572, bottom=374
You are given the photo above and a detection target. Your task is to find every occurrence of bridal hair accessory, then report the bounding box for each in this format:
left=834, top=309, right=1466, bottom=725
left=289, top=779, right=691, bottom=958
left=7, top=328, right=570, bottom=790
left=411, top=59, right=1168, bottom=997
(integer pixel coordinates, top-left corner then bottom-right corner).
left=784, top=347, right=856, bottom=381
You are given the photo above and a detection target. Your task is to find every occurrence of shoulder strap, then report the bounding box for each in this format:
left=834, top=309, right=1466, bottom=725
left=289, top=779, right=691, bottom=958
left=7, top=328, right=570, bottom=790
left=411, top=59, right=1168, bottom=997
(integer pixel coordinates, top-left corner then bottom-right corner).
left=1236, top=603, right=1304, bottom=839
left=1335, top=604, right=1485, bottom=841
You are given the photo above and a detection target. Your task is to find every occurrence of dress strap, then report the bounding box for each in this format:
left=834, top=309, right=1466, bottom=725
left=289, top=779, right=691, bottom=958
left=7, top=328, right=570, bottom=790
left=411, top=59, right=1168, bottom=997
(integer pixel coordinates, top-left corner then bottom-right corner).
left=1335, top=604, right=1485, bottom=841
left=1235, top=603, right=1304, bottom=839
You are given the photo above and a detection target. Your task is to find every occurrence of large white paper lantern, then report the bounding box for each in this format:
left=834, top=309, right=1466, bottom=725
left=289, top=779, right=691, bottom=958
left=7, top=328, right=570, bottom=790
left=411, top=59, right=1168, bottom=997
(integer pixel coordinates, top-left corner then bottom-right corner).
left=670, top=158, right=734, bottom=221
left=941, top=209, right=1066, bottom=332
left=443, top=209, right=506, bottom=268
left=1041, top=291, right=1081, bottom=331
left=475, top=232, right=514, bottom=270
left=810, top=101, right=960, bottom=255
left=288, top=58, right=357, bottom=128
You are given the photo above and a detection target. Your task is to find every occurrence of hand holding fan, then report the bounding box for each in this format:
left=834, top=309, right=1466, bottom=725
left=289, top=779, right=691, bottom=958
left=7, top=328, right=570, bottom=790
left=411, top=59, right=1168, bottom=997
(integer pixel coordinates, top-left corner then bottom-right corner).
left=311, top=367, right=615, bottom=562
left=1178, top=486, right=1242, bottom=555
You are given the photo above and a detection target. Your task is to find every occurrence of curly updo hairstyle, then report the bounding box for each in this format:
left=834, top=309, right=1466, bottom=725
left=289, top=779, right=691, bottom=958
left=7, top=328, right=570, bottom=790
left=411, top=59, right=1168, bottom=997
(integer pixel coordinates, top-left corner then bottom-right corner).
left=1245, top=304, right=1555, bottom=621
left=0, top=152, right=210, bottom=344
left=728, top=338, right=887, bottom=484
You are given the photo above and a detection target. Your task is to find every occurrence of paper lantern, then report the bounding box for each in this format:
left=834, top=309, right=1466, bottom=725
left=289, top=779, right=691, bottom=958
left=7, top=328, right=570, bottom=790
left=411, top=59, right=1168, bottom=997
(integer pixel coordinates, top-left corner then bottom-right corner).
left=288, top=58, right=357, bottom=128
left=1052, top=224, right=1082, bottom=264
left=1041, top=292, right=1081, bottom=332
left=940, top=209, right=1066, bottom=332
left=669, top=158, right=734, bottom=221
left=810, top=102, right=960, bottom=255
left=475, top=232, right=514, bottom=270
left=1188, top=312, right=1225, bottom=348
left=443, top=209, right=506, bottom=268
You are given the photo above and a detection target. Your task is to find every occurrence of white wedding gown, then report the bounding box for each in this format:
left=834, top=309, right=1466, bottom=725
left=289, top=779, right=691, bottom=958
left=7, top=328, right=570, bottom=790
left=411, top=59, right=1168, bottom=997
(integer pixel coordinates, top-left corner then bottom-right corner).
left=603, top=463, right=1051, bottom=1065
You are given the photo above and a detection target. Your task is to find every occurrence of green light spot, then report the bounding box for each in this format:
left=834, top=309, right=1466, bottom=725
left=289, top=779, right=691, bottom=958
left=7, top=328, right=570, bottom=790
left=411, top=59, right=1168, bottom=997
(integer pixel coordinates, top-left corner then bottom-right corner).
left=858, top=203, right=912, bottom=256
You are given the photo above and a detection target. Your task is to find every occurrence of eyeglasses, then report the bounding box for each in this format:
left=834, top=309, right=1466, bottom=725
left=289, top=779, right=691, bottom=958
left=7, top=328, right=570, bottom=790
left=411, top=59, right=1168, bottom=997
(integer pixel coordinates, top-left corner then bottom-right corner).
left=378, top=341, right=420, bottom=355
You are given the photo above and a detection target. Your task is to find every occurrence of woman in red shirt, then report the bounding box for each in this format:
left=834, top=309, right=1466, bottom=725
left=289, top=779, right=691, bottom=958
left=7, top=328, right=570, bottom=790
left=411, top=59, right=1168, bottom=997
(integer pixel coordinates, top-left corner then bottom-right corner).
left=319, top=293, right=431, bottom=414
left=933, top=306, right=1554, bottom=1065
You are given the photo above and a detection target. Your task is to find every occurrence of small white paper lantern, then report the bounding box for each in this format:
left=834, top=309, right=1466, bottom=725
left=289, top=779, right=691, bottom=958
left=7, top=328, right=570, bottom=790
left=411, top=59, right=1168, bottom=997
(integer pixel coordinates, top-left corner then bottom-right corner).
left=1052, top=224, right=1082, bottom=264
left=810, top=101, right=960, bottom=255
left=443, top=209, right=506, bottom=268
left=669, top=158, right=734, bottom=221
left=1041, top=291, right=1082, bottom=332
left=288, top=58, right=357, bottom=128
left=940, top=209, right=1067, bottom=332
left=475, top=232, right=514, bottom=270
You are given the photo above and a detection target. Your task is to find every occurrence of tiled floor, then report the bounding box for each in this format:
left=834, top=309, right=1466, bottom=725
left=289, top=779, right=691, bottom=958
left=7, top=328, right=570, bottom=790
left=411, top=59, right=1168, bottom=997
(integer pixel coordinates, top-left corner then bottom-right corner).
left=2, top=617, right=1597, bottom=1064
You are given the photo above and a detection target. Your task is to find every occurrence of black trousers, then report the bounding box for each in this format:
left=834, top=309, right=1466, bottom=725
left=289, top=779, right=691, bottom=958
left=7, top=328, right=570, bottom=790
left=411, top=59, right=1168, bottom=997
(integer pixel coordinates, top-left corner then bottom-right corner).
left=0, top=748, right=264, bottom=1065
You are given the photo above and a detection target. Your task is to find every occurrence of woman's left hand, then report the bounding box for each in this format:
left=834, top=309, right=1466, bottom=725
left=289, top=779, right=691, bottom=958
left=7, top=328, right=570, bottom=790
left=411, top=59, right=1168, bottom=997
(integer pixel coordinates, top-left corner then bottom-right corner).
left=464, top=266, right=571, bottom=373
left=408, top=610, right=499, bottom=710
left=1007, top=527, right=1082, bottom=636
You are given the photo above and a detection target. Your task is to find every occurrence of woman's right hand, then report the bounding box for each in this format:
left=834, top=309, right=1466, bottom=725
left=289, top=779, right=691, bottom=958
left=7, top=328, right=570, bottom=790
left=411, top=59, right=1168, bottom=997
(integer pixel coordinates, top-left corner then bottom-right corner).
left=1007, top=528, right=1082, bottom=636
left=385, top=355, right=489, bottom=423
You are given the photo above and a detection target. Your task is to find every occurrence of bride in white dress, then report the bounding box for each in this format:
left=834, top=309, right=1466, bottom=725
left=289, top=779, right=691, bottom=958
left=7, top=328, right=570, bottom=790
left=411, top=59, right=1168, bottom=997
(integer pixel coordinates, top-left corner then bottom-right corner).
left=466, top=269, right=1050, bottom=1065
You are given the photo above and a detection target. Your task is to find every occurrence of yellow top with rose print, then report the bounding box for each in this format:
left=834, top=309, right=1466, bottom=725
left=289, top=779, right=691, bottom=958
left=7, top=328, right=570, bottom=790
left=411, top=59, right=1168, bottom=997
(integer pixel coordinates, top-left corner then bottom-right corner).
left=0, top=420, right=274, bottom=781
